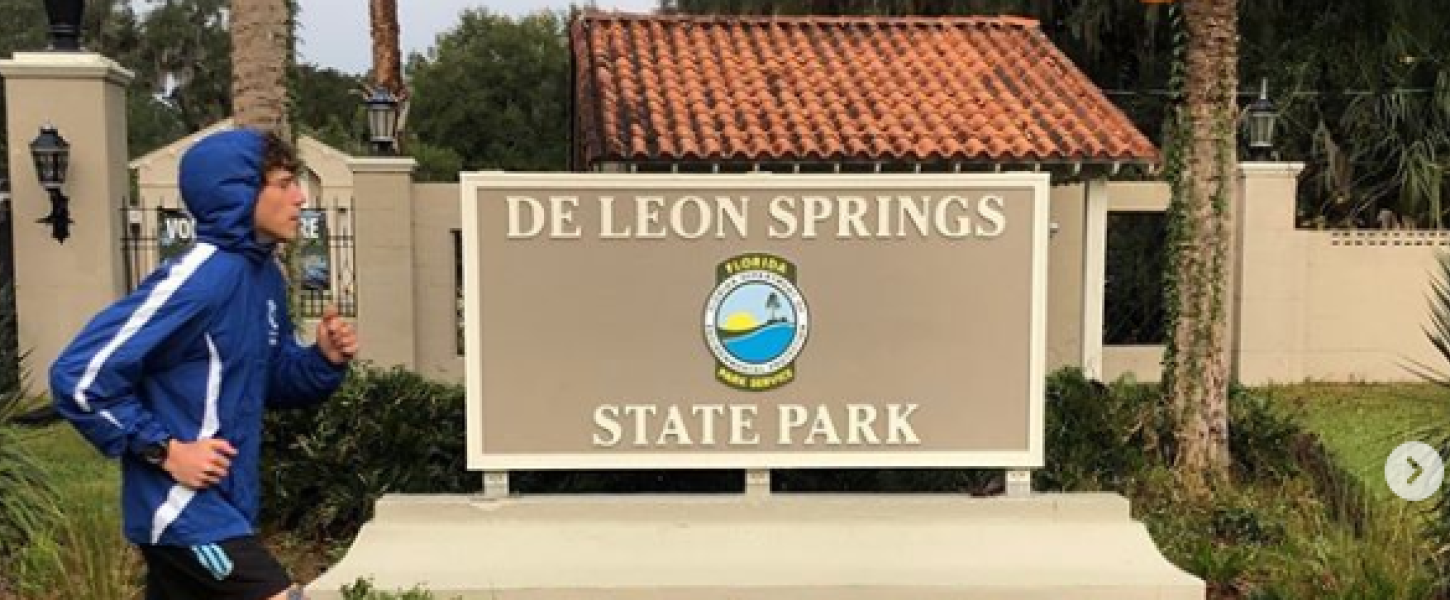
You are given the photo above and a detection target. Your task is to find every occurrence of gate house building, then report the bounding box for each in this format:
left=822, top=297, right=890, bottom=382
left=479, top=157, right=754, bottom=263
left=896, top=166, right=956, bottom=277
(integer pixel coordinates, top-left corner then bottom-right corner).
left=569, top=12, right=1158, bottom=383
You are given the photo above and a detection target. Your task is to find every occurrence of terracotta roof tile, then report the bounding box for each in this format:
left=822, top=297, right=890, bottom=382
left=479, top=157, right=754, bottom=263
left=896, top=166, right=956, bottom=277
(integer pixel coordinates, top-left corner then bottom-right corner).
left=571, top=13, right=1156, bottom=167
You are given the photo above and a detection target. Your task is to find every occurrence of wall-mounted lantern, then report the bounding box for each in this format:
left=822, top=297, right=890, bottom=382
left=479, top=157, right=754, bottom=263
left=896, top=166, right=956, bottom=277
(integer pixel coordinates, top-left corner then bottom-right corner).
left=43, top=0, right=85, bottom=52
left=29, top=124, right=72, bottom=243
left=1244, top=79, right=1279, bottom=161
left=365, top=87, right=401, bottom=155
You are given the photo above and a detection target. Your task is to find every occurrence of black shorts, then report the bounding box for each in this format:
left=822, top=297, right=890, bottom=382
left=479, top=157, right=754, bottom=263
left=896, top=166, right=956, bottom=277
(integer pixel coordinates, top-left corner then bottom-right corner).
left=140, top=536, right=294, bottom=600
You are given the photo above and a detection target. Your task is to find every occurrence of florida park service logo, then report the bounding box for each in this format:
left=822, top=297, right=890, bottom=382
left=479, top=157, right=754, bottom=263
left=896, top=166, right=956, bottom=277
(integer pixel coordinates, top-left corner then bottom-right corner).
left=704, top=253, right=809, bottom=391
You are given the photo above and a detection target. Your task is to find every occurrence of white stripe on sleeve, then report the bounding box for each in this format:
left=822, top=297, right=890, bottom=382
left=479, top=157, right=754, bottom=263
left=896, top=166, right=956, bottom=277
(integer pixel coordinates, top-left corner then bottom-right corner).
left=200, top=333, right=222, bottom=439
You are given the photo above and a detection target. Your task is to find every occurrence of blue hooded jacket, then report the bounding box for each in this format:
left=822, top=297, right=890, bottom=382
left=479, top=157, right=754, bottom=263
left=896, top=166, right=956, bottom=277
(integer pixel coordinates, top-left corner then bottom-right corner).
left=50, top=128, right=346, bottom=546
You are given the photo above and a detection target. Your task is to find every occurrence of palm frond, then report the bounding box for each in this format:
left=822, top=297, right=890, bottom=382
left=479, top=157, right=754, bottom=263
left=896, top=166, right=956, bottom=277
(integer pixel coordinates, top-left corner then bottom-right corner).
left=1414, top=251, right=1450, bottom=386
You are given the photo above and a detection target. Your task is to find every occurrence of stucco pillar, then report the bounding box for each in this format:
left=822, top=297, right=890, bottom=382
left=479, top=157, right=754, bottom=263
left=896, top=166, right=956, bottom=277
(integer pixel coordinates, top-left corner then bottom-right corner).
left=1231, top=162, right=1306, bottom=384
left=1046, top=184, right=1086, bottom=373
left=1080, top=177, right=1109, bottom=379
left=0, top=52, right=132, bottom=380
left=349, top=156, right=418, bottom=369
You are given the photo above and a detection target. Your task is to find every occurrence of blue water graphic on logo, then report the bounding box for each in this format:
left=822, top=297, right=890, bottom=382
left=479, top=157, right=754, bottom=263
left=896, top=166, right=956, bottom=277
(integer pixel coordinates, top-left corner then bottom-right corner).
left=723, top=322, right=796, bottom=363
left=715, top=281, right=798, bottom=364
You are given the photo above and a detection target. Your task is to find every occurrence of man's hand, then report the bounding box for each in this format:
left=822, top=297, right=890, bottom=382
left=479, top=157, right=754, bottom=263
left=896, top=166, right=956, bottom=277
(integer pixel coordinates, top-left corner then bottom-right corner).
left=163, top=438, right=236, bottom=490
left=316, top=304, right=358, bottom=365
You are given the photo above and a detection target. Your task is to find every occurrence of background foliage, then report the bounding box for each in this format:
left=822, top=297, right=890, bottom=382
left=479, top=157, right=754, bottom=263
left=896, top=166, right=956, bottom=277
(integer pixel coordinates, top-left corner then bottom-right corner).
left=664, top=0, right=1450, bottom=229
left=260, top=364, right=477, bottom=543
left=404, top=9, right=572, bottom=178
left=2, top=0, right=1445, bottom=228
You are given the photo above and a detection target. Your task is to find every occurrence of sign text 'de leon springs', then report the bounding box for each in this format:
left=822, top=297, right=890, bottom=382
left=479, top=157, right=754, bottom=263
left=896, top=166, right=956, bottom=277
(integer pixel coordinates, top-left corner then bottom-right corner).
left=461, top=174, right=1049, bottom=470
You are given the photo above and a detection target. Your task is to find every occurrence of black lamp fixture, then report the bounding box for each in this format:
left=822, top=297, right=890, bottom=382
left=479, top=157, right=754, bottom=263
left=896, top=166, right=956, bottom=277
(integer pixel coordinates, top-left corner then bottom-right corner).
left=30, top=123, right=72, bottom=243
left=0, top=175, right=10, bottom=222
left=1245, top=78, right=1279, bottom=161
left=365, top=87, right=401, bottom=155
left=43, top=0, right=86, bottom=52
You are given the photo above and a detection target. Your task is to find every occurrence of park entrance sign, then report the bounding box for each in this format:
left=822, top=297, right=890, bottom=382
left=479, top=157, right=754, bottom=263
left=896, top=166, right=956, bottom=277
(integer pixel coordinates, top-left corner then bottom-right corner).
left=460, top=173, right=1049, bottom=470
left=311, top=172, right=1203, bottom=599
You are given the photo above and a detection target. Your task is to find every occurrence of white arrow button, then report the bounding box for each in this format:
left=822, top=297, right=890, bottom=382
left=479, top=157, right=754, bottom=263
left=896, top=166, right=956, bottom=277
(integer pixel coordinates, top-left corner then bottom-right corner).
left=1387, top=442, right=1443, bottom=502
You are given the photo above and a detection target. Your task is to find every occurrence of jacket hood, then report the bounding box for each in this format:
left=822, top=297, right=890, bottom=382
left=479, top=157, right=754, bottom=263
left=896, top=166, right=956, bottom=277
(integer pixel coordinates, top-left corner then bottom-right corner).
left=178, top=128, right=273, bottom=260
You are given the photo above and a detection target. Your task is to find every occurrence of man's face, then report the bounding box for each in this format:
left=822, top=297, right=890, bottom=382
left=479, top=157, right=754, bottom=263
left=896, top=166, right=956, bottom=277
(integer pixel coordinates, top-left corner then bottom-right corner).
left=254, top=169, right=305, bottom=242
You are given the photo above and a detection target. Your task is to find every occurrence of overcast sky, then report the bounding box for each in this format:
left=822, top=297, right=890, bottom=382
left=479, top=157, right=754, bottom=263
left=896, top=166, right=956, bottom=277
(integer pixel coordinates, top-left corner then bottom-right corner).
left=294, top=0, right=659, bottom=75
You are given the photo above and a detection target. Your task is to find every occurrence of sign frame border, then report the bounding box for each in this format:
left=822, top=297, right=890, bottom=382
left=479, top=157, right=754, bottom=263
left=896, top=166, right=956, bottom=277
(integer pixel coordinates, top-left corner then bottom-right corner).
left=461, top=172, right=1050, bottom=471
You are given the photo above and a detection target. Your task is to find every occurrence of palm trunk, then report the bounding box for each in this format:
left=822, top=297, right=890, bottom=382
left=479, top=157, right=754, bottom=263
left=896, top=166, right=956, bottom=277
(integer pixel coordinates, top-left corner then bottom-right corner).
left=231, top=0, right=297, bottom=314
left=369, top=0, right=403, bottom=95
left=1164, top=0, right=1237, bottom=494
left=231, top=0, right=292, bottom=137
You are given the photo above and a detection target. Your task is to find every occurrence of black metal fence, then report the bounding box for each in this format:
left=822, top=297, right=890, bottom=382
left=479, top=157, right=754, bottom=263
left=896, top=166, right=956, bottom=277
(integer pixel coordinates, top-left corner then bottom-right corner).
left=121, top=196, right=357, bottom=318
left=0, top=181, right=20, bottom=393
left=1104, top=212, right=1168, bottom=345
left=453, top=229, right=463, bottom=355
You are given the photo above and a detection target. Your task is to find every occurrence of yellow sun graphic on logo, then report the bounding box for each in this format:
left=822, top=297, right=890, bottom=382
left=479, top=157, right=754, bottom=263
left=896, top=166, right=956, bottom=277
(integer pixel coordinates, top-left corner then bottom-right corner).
left=719, top=312, right=759, bottom=333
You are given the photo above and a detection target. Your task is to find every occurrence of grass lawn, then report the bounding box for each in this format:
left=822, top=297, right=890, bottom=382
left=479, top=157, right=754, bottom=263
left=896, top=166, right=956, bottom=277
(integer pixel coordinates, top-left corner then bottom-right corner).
left=16, top=424, right=119, bottom=503
left=6, top=423, right=140, bottom=599
left=1257, top=382, right=1450, bottom=502
left=7, top=424, right=329, bottom=599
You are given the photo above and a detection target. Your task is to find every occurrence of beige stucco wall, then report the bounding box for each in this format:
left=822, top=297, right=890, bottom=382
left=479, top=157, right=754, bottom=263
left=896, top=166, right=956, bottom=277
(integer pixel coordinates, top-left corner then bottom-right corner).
left=1297, top=231, right=1446, bottom=381
left=350, top=158, right=418, bottom=370
left=1095, top=166, right=1450, bottom=385
left=110, top=141, right=1450, bottom=388
left=1236, top=218, right=1449, bottom=384
left=411, top=183, right=465, bottom=382
left=1233, top=164, right=1304, bottom=383
left=1047, top=183, right=1087, bottom=373
left=1105, top=181, right=1172, bottom=214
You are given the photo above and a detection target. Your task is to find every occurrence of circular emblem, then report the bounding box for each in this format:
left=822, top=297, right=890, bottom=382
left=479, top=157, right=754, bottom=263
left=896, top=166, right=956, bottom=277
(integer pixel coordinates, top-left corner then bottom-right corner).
left=704, top=254, right=808, bottom=391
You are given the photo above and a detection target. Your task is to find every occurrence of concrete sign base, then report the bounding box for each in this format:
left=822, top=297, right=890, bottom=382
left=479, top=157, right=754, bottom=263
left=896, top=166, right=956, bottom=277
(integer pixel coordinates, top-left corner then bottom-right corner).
left=307, top=493, right=1203, bottom=599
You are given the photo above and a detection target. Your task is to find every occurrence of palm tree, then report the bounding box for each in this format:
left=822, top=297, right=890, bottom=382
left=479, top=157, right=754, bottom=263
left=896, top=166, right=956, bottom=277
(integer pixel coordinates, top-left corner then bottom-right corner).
left=230, top=0, right=292, bottom=136
left=1162, top=0, right=1237, bottom=494
left=370, top=0, right=403, bottom=95
left=369, top=0, right=409, bottom=145
left=766, top=292, right=781, bottom=322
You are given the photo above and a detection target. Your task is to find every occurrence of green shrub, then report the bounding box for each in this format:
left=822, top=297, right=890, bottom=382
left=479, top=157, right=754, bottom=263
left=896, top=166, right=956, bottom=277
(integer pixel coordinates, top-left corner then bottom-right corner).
left=783, top=368, right=1160, bottom=495
left=261, top=363, right=479, bottom=543
left=1228, top=386, right=1305, bottom=480
left=342, top=577, right=451, bottom=599
left=255, top=359, right=1437, bottom=598
left=1038, top=368, right=1167, bottom=491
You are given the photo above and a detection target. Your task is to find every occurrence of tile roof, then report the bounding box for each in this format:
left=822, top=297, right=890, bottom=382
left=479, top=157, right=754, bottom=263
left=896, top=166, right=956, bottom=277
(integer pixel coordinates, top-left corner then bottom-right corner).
left=570, top=13, right=1158, bottom=168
